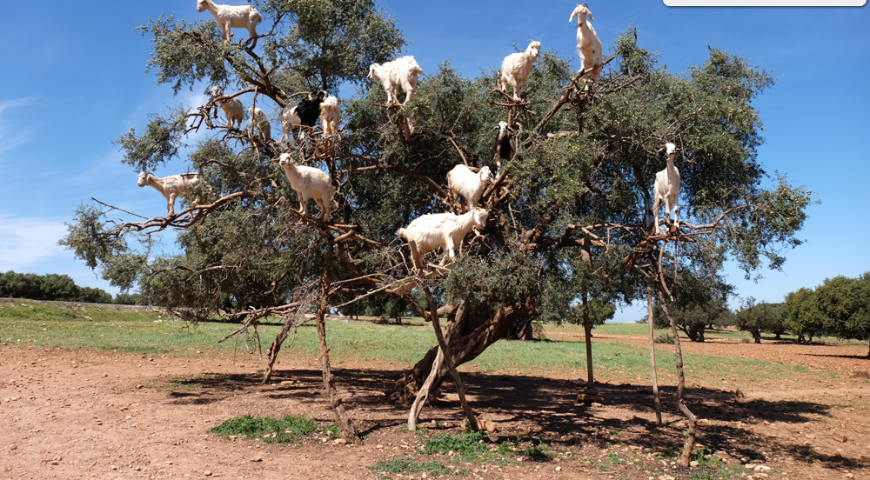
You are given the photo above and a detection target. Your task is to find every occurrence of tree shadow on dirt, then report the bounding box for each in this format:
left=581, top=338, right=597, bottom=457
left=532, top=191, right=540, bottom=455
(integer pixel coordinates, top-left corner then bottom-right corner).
left=159, top=367, right=861, bottom=471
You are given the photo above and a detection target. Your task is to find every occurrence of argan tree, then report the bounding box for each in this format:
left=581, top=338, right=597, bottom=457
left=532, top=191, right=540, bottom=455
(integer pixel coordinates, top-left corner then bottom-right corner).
left=62, top=1, right=812, bottom=454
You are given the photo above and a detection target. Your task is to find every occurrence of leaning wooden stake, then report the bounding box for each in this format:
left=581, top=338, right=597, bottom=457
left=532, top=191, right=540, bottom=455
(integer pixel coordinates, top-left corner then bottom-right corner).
left=646, top=282, right=663, bottom=425
left=408, top=345, right=444, bottom=431
left=316, top=240, right=358, bottom=442
left=581, top=288, right=595, bottom=390
left=412, top=242, right=480, bottom=431
left=655, top=263, right=696, bottom=467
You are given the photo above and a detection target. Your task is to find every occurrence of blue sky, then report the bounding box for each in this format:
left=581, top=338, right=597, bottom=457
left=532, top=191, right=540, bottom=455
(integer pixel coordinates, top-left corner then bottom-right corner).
left=0, top=1, right=867, bottom=321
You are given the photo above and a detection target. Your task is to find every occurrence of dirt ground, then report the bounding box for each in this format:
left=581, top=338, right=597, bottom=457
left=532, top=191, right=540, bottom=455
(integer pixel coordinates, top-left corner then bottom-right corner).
left=1, top=340, right=869, bottom=479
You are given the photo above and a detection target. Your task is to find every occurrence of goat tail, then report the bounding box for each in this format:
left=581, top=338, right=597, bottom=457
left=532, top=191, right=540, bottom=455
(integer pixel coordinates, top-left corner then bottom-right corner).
left=397, top=228, right=406, bottom=239
left=251, top=10, right=263, bottom=25
left=411, top=66, right=424, bottom=75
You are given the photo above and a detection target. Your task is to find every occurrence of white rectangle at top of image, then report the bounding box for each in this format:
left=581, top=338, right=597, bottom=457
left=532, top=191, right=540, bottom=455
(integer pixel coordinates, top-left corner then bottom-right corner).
left=665, top=0, right=865, bottom=5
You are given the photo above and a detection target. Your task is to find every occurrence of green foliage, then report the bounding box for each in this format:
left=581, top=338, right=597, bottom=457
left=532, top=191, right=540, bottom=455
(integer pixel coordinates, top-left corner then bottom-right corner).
left=654, top=333, right=674, bottom=344
left=445, top=252, right=541, bottom=310
left=653, top=265, right=732, bottom=342
left=113, top=292, right=143, bottom=305
left=0, top=271, right=114, bottom=304
left=210, top=414, right=319, bottom=443
left=114, top=108, right=190, bottom=172
left=138, top=15, right=233, bottom=94
left=813, top=273, right=870, bottom=346
left=784, top=287, right=822, bottom=342
left=735, top=299, right=788, bottom=343
left=263, top=0, right=405, bottom=91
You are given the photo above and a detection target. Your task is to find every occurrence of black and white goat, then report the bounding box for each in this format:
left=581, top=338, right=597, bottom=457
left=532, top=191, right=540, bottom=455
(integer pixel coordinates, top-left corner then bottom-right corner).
left=493, top=121, right=515, bottom=170
left=280, top=90, right=327, bottom=142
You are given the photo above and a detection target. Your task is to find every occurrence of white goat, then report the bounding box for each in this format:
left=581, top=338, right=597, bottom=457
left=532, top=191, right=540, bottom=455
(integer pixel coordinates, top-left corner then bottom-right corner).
left=319, top=95, right=340, bottom=138
left=137, top=172, right=201, bottom=218
left=446, top=165, right=492, bottom=210
left=569, top=3, right=603, bottom=87
left=368, top=56, right=424, bottom=106
left=397, top=208, right=489, bottom=267
left=277, top=153, right=334, bottom=219
left=499, top=40, right=541, bottom=100
left=247, top=107, right=271, bottom=142
left=652, top=143, right=680, bottom=234
left=210, top=86, right=243, bottom=129
left=196, top=0, right=262, bottom=48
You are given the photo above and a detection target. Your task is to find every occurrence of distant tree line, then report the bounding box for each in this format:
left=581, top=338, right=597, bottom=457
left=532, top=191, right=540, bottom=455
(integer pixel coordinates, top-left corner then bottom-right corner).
left=645, top=271, right=869, bottom=356
left=0, top=271, right=141, bottom=305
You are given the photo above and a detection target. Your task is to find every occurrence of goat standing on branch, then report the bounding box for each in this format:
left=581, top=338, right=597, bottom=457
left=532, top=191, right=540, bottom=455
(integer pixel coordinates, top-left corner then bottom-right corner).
left=653, top=143, right=681, bottom=234
left=276, top=153, right=334, bottom=219
left=210, top=86, right=244, bottom=129
left=281, top=91, right=327, bottom=142
left=447, top=165, right=492, bottom=210
left=320, top=95, right=340, bottom=138
left=499, top=40, right=541, bottom=100
left=397, top=208, right=489, bottom=269
left=569, top=3, right=603, bottom=88
left=368, top=56, right=424, bottom=106
left=196, top=0, right=262, bottom=48
left=248, top=107, right=271, bottom=142
left=137, top=172, right=201, bottom=218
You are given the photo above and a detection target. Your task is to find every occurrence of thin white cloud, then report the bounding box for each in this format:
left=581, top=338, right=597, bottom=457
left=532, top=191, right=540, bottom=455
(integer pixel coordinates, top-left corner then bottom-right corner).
left=0, top=215, right=68, bottom=271
left=0, top=97, right=38, bottom=156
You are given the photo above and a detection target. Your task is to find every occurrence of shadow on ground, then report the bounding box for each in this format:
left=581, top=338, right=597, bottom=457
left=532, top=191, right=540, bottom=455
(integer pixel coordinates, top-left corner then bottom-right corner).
left=161, top=366, right=861, bottom=471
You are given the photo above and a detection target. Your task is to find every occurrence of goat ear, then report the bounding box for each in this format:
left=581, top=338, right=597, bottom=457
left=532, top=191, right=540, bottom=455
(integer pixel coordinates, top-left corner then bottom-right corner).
left=586, top=9, right=594, bottom=21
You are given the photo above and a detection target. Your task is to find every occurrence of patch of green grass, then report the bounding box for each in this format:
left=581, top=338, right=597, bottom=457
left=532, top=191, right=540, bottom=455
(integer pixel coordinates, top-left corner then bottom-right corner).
left=325, top=423, right=341, bottom=439
left=661, top=448, right=678, bottom=459
left=690, top=448, right=720, bottom=467
left=423, top=431, right=490, bottom=460
left=368, top=457, right=463, bottom=479
left=210, top=414, right=319, bottom=443
left=607, top=451, right=624, bottom=465
left=523, top=444, right=553, bottom=461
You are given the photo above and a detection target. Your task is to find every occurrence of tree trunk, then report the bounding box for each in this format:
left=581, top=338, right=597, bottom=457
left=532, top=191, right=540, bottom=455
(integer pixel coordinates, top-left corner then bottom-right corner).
left=385, top=298, right=533, bottom=405
left=753, top=331, right=761, bottom=344
left=316, top=241, right=358, bottom=442
left=657, top=287, right=697, bottom=468
left=775, top=333, right=782, bottom=341
left=582, top=288, right=595, bottom=390
left=521, top=321, right=534, bottom=340
left=646, top=283, right=662, bottom=425
left=263, top=317, right=295, bottom=383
